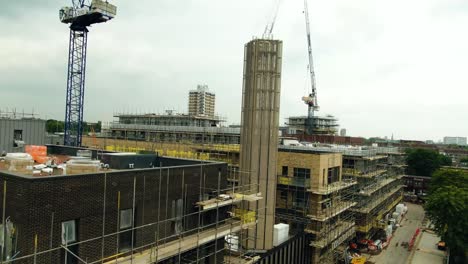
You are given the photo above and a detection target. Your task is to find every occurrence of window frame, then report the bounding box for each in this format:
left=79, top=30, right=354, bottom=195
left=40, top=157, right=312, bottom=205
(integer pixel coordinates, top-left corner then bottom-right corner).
left=120, top=209, right=133, bottom=230
left=61, top=220, right=77, bottom=245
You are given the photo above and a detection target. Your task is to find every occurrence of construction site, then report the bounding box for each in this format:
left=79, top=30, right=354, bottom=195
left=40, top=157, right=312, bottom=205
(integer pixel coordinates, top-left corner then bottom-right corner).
left=0, top=0, right=415, bottom=264
left=0, top=145, right=264, bottom=264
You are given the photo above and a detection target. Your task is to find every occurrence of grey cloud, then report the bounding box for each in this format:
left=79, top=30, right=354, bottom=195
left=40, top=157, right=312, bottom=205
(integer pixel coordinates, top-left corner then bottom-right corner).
left=0, top=0, right=467, bottom=141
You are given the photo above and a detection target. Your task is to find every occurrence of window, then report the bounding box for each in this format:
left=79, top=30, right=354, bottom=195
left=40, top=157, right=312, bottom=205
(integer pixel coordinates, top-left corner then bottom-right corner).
left=119, top=209, right=134, bottom=253
left=327, top=167, right=340, bottom=184
left=294, top=191, right=306, bottom=209
left=293, top=168, right=310, bottom=178
left=120, top=209, right=132, bottom=230
left=171, top=199, right=184, bottom=234
left=13, top=130, right=22, bottom=140
left=280, top=190, right=287, bottom=200
left=61, top=220, right=76, bottom=244
left=282, top=166, right=288, bottom=176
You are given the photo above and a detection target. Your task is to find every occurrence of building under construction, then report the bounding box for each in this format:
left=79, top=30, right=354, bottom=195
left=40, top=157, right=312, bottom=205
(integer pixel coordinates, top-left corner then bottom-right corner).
left=342, top=147, right=405, bottom=240
left=106, top=111, right=240, bottom=145
left=0, top=110, right=46, bottom=153
left=285, top=115, right=339, bottom=136
left=275, top=146, right=357, bottom=263
left=0, top=145, right=262, bottom=263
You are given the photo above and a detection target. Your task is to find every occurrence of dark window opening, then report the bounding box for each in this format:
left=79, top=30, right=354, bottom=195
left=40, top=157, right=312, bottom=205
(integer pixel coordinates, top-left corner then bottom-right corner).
left=293, top=168, right=310, bottom=179
left=282, top=166, right=288, bottom=176
left=13, top=130, right=22, bottom=140
left=294, top=191, right=306, bottom=209
left=327, top=167, right=340, bottom=184
left=280, top=190, right=288, bottom=200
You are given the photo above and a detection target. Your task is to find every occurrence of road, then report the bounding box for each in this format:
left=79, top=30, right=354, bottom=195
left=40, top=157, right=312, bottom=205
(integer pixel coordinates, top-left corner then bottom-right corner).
left=369, top=203, right=425, bottom=264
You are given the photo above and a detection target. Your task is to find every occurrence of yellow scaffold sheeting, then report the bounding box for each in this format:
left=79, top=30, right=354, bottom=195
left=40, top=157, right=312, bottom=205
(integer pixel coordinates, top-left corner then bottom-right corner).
left=233, top=209, right=256, bottom=224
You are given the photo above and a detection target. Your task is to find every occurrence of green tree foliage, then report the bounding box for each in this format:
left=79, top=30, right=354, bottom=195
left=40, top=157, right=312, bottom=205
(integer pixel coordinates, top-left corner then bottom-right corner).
left=425, top=169, right=468, bottom=261
left=45, top=119, right=64, bottom=133
left=45, top=119, right=101, bottom=133
left=405, top=148, right=452, bottom=176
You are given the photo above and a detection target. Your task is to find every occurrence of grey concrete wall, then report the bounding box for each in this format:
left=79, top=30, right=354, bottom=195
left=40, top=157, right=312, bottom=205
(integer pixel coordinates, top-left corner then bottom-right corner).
left=0, top=118, right=46, bottom=153
left=239, top=39, right=283, bottom=250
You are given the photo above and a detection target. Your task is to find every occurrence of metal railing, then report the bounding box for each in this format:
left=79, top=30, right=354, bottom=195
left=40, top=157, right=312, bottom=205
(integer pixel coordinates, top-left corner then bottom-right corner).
left=277, top=176, right=311, bottom=188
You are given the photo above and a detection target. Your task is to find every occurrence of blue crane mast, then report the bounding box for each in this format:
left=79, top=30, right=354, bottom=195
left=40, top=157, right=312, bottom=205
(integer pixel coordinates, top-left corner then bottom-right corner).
left=60, top=0, right=116, bottom=146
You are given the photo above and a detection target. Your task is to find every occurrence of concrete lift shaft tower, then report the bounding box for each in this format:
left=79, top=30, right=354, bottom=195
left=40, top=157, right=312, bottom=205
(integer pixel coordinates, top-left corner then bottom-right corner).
left=302, top=0, right=319, bottom=135
left=60, top=0, right=116, bottom=146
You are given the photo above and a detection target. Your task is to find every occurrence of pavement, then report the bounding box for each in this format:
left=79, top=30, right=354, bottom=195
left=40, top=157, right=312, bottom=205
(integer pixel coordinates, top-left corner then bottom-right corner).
left=368, top=203, right=426, bottom=264
left=410, top=231, right=445, bottom=264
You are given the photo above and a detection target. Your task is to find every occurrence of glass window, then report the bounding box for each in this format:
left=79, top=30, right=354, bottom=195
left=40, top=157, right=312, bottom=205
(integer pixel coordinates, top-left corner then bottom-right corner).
left=61, top=220, right=76, bottom=244
left=120, top=209, right=132, bottom=230
left=293, top=168, right=310, bottom=178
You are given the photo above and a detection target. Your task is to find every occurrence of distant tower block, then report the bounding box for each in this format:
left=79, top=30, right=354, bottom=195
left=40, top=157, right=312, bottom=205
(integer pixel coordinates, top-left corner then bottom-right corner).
left=188, top=85, right=216, bottom=118
left=240, top=39, right=283, bottom=250
left=340, top=128, right=347, bottom=137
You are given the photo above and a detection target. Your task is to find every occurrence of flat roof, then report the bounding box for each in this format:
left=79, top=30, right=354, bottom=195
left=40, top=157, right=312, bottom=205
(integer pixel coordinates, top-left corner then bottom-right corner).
left=115, top=113, right=222, bottom=121
left=287, top=115, right=338, bottom=120
left=278, top=145, right=337, bottom=155
left=0, top=158, right=224, bottom=180
left=0, top=145, right=224, bottom=179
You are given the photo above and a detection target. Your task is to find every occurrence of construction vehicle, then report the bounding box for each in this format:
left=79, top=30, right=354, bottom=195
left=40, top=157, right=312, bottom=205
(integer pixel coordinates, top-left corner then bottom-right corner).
left=60, top=0, right=116, bottom=146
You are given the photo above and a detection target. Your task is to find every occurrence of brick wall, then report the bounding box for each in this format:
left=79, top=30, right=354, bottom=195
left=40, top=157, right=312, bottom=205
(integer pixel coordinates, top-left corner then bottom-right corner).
left=0, top=161, right=228, bottom=263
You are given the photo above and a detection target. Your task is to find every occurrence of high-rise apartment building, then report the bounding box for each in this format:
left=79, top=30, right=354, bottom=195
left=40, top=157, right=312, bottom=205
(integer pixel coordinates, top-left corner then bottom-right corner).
left=240, top=38, right=283, bottom=250
left=188, top=85, right=215, bottom=117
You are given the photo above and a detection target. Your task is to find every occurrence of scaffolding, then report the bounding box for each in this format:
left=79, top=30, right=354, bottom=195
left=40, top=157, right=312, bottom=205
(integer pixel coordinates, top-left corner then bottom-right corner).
left=0, top=109, right=38, bottom=119
left=274, top=148, right=357, bottom=264
left=0, top=163, right=263, bottom=264
left=343, top=151, right=405, bottom=239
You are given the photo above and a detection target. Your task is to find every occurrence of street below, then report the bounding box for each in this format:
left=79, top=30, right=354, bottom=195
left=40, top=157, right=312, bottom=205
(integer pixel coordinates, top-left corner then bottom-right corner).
left=368, top=203, right=425, bottom=264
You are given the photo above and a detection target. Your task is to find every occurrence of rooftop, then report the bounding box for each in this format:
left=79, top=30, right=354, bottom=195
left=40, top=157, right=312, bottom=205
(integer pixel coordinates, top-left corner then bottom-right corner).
left=0, top=145, right=219, bottom=179
left=114, top=112, right=223, bottom=121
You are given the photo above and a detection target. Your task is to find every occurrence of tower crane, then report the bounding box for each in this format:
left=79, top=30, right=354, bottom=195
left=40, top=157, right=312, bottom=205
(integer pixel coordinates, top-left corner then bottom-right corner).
left=302, top=0, right=319, bottom=135
left=60, top=0, right=116, bottom=146
left=262, top=0, right=282, bottom=38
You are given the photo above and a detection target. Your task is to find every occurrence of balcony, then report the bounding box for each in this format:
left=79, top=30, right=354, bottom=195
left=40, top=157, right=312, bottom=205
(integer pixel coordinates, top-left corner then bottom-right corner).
left=351, top=185, right=404, bottom=214
left=343, top=168, right=387, bottom=178
left=277, top=176, right=311, bottom=188
left=357, top=178, right=396, bottom=196
left=309, top=221, right=355, bottom=248
left=308, top=201, right=357, bottom=222
left=309, top=180, right=357, bottom=195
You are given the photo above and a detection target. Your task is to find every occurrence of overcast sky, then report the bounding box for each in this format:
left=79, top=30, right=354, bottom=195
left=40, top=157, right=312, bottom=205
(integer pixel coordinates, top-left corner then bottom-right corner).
left=1, top=0, right=467, bottom=141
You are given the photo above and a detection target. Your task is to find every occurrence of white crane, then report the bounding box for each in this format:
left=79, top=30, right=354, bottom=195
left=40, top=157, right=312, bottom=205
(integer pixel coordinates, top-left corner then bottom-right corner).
left=262, top=0, right=282, bottom=38
left=302, top=0, right=319, bottom=135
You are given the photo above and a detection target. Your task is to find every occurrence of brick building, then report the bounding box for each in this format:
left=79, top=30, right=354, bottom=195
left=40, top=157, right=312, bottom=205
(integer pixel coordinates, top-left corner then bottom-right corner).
left=403, top=175, right=431, bottom=195
left=0, top=146, right=240, bottom=263
left=275, top=146, right=356, bottom=263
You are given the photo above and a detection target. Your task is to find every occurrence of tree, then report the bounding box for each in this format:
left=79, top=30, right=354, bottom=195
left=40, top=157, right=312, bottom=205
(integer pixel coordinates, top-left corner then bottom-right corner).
left=405, top=148, right=452, bottom=176
left=45, top=119, right=64, bottom=133
left=425, top=168, right=468, bottom=262
left=430, top=169, right=468, bottom=192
